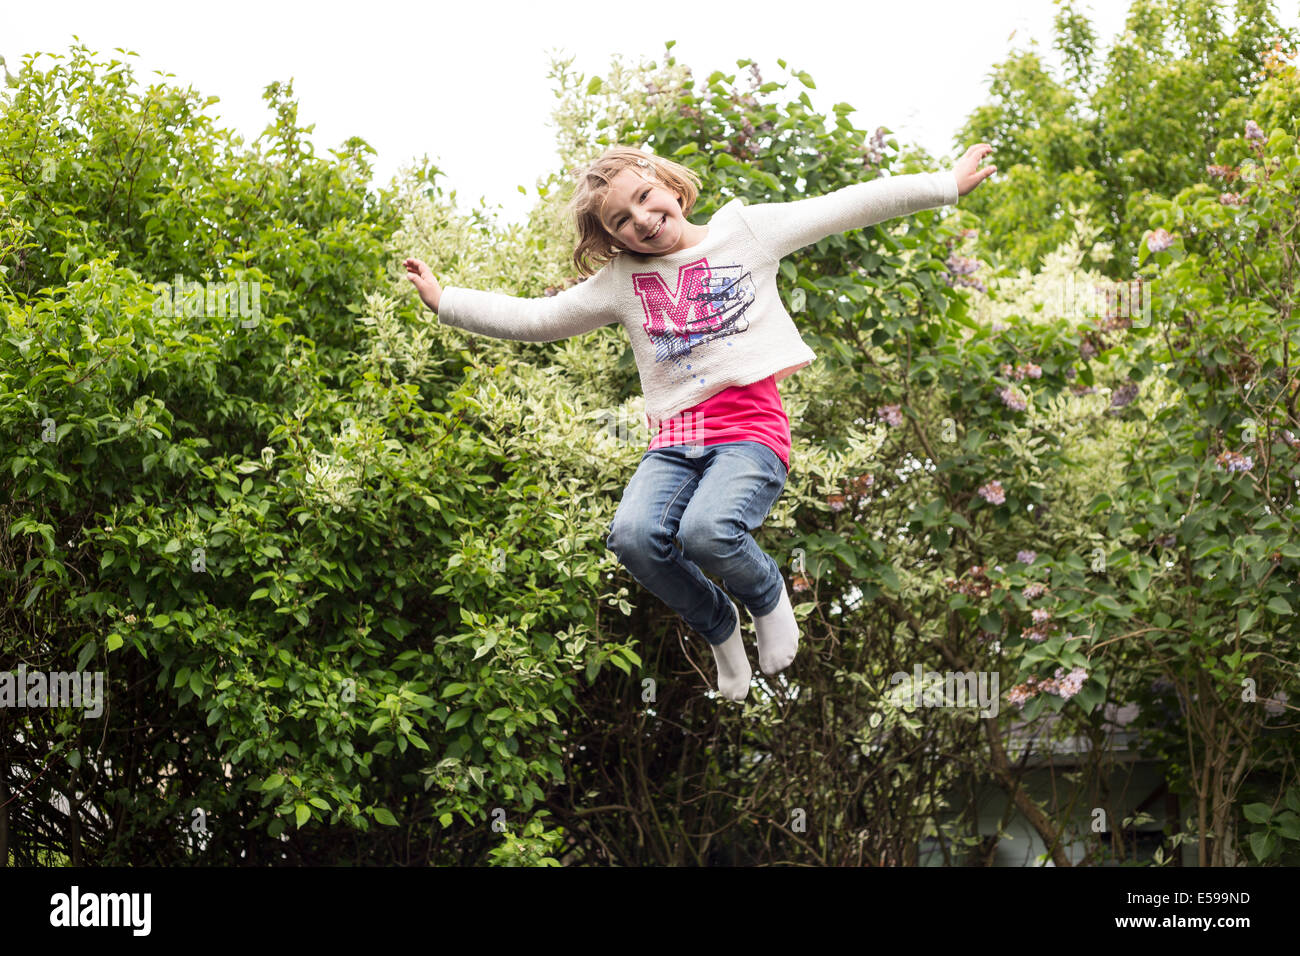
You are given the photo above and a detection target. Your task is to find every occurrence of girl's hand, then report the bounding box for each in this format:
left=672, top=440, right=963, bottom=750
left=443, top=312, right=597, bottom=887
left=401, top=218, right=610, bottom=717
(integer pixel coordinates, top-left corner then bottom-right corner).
left=953, top=143, right=996, bottom=197
left=403, top=257, right=443, bottom=313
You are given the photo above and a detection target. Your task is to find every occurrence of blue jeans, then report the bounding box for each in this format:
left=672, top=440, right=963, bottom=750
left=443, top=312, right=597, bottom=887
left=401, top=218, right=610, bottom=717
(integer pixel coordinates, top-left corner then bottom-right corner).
left=605, top=441, right=789, bottom=645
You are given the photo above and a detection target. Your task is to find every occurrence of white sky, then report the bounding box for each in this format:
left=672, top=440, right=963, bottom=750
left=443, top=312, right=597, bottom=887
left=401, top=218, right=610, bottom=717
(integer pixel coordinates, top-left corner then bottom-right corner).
left=6, top=1, right=1299, bottom=226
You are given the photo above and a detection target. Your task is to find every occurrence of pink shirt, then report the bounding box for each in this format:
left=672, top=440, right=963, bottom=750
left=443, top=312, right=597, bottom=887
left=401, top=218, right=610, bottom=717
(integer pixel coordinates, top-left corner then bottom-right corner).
left=647, top=374, right=791, bottom=475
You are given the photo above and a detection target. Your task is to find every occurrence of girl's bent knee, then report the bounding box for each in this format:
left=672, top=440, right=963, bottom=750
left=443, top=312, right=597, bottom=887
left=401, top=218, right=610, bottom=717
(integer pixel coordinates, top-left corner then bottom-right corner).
left=607, top=519, right=675, bottom=566
left=677, top=515, right=734, bottom=561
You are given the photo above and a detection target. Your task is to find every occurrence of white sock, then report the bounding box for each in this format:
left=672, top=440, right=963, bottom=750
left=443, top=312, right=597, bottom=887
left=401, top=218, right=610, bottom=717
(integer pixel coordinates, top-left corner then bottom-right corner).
left=752, top=584, right=799, bottom=675
left=709, top=598, right=752, bottom=701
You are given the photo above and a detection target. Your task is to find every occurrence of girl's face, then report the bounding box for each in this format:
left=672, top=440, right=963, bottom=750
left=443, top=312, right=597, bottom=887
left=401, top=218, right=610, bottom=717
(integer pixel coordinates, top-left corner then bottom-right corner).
left=601, top=168, right=691, bottom=255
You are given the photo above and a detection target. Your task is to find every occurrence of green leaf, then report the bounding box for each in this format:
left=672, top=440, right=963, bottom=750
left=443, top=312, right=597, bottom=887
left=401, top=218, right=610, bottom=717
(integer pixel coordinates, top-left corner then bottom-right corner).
left=1249, top=830, right=1276, bottom=861
left=295, top=803, right=311, bottom=827
left=1021, top=693, right=1047, bottom=720
left=1193, top=537, right=1227, bottom=559
left=22, top=583, right=42, bottom=610
left=372, top=806, right=398, bottom=826
left=1276, top=812, right=1300, bottom=841
left=1072, top=682, right=1105, bottom=713
left=1243, top=802, right=1273, bottom=824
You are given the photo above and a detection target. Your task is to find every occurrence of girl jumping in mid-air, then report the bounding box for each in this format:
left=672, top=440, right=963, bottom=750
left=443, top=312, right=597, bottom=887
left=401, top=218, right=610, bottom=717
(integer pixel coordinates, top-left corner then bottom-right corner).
left=405, top=141, right=995, bottom=701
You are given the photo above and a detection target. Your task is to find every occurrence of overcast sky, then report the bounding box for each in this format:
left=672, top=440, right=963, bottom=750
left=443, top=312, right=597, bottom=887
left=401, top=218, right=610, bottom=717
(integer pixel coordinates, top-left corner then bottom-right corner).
left=6, top=1, right=1299, bottom=225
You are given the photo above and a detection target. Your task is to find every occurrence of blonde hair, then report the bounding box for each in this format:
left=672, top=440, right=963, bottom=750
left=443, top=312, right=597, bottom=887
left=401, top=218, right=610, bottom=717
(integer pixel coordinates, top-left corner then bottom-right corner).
left=564, top=146, right=702, bottom=277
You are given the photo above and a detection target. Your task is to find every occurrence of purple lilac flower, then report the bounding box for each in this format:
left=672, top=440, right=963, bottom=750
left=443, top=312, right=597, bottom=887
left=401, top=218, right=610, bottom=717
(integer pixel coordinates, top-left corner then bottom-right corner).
left=1001, top=363, right=1028, bottom=381
left=977, top=480, right=1005, bottom=505
left=946, top=254, right=980, bottom=276
left=1245, top=120, right=1265, bottom=142
left=1216, top=450, right=1253, bottom=473
left=1146, top=228, right=1174, bottom=252
left=1110, top=382, right=1140, bottom=408
left=1017, top=550, right=1037, bottom=565
left=998, top=386, right=1027, bottom=411
left=1007, top=683, right=1035, bottom=707
left=877, top=404, right=903, bottom=427
left=1023, top=582, right=1046, bottom=599
left=860, top=126, right=888, bottom=167
left=944, top=254, right=986, bottom=292
left=1054, top=666, right=1088, bottom=699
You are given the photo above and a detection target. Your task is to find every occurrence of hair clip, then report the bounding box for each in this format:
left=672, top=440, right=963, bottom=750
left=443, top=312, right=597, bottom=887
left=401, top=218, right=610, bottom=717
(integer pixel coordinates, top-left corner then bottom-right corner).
left=636, top=158, right=649, bottom=166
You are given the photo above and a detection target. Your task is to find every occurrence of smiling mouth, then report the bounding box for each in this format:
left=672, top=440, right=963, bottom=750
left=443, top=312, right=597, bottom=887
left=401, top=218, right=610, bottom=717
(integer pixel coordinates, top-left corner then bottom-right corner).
left=645, top=214, right=665, bottom=240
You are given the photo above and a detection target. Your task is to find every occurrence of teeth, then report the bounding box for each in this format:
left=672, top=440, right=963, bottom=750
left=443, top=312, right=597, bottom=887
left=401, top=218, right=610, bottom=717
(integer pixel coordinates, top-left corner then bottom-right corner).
left=648, top=215, right=663, bottom=239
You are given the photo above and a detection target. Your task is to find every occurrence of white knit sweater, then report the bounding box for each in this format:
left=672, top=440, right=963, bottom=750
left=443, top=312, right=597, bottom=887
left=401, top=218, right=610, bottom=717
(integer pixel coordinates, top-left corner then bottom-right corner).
left=437, top=170, right=960, bottom=430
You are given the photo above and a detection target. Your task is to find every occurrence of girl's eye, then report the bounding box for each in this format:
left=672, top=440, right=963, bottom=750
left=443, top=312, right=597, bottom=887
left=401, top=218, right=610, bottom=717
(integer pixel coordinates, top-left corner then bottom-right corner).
left=618, top=190, right=651, bottom=229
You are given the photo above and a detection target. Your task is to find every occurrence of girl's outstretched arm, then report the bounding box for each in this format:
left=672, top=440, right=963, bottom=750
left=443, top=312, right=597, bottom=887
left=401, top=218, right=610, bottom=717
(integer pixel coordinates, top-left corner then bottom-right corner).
left=736, top=144, right=995, bottom=262
left=403, top=256, right=619, bottom=343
